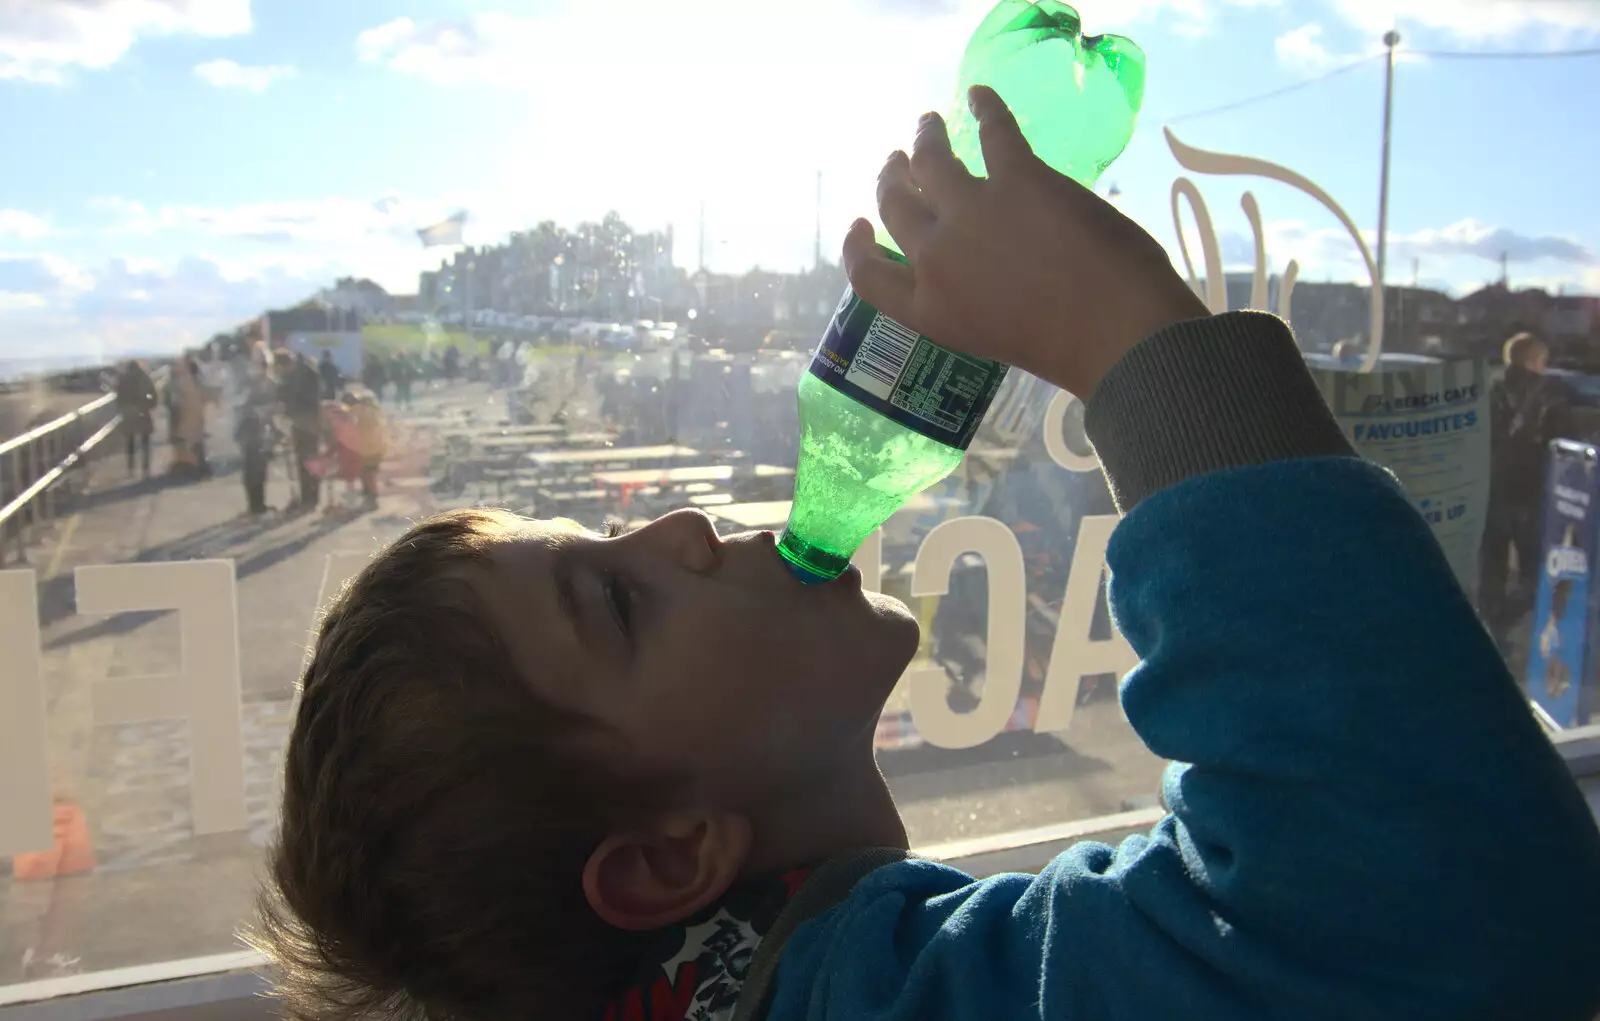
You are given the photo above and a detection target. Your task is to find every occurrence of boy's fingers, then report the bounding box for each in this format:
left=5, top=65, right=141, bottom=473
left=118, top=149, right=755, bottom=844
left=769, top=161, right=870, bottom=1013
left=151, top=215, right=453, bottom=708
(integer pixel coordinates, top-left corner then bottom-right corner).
left=877, top=150, right=936, bottom=257
left=910, top=112, right=972, bottom=207
left=842, top=218, right=916, bottom=323
left=968, top=85, right=1035, bottom=178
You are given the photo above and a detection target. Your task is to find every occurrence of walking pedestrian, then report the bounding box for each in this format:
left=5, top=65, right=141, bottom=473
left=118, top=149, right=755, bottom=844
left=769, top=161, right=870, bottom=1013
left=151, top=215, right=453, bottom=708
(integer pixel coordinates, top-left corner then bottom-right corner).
left=280, top=351, right=324, bottom=513
left=1481, top=332, right=1571, bottom=648
left=235, top=364, right=277, bottom=515
left=114, top=360, right=157, bottom=477
left=318, top=350, right=344, bottom=401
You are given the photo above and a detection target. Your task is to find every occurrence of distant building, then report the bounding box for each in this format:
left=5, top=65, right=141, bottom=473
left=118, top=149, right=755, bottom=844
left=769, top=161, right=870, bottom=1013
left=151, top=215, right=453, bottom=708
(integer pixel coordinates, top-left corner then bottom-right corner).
left=689, top=262, right=845, bottom=350
left=265, top=304, right=357, bottom=347
left=1218, top=272, right=1460, bottom=358
left=1451, top=284, right=1600, bottom=368
left=318, top=277, right=394, bottom=317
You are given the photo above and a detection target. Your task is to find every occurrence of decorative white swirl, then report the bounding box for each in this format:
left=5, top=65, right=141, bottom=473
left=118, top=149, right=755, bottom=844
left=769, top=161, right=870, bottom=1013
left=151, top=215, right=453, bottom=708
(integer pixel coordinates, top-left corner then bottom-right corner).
left=1166, top=128, right=1383, bottom=370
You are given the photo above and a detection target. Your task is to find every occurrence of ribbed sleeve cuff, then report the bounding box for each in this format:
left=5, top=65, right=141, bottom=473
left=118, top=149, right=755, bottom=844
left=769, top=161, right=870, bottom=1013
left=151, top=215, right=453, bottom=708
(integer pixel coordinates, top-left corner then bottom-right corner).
left=1083, top=310, right=1356, bottom=511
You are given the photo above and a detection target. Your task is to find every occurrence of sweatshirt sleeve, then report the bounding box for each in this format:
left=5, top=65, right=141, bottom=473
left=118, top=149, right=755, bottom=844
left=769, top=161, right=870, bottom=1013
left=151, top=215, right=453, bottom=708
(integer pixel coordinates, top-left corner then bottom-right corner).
left=1083, top=309, right=1356, bottom=510
left=769, top=317, right=1600, bottom=1021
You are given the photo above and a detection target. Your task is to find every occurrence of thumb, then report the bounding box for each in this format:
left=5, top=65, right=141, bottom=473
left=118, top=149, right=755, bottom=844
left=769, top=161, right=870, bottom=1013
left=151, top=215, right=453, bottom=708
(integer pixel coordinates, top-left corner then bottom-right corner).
left=842, top=218, right=916, bottom=324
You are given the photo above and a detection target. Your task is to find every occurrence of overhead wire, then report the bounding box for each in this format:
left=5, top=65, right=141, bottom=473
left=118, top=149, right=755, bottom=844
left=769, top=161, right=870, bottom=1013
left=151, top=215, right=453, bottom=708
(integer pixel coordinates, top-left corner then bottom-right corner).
left=1152, top=55, right=1379, bottom=128
left=1151, top=41, right=1600, bottom=128
left=1411, top=46, right=1600, bottom=59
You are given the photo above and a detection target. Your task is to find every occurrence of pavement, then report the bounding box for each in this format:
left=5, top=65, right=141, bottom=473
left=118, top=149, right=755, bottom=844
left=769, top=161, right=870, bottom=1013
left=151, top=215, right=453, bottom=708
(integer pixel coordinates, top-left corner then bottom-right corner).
left=0, top=374, right=1165, bottom=988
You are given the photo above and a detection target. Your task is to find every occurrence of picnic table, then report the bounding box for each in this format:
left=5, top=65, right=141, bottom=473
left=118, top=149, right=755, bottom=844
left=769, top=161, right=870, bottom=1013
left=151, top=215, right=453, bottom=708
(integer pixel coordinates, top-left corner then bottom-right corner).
left=704, top=500, right=792, bottom=530
left=589, top=464, right=793, bottom=488
left=446, top=423, right=567, bottom=440
left=477, top=433, right=582, bottom=452
left=525, top=444, right=699, bottom=468
left=705, top=491, right=965, bottom=534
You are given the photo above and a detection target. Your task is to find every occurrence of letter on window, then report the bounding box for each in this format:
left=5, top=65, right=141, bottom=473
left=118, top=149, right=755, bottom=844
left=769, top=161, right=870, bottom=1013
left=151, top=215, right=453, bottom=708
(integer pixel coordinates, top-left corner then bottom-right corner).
left=0, top=570, right=52, bottom=856
left=1035, top=515, right=1139, bottom=732
left=75, top=561, right=247, bottom=834
left=906, top=517, right=1026, bottom=749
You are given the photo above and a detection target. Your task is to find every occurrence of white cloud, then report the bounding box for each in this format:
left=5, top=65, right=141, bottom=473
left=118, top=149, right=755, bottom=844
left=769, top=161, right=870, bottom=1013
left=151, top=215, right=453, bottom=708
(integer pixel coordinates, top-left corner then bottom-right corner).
left=0, top=251, right=94, bottom=325
left=355, top=13, right=538, bottom=86
left=0, top=251, right=348, bottom=357
left=1393, top=219, right=1594, bottom=266
left=1274, top=23, right=1342, bottom=70
left=346, top=0, right=1275, bottom=272
left=193, top=57, right=293, bottom=92
left=1251, top=218, right=1595, bottom=272
left=1332, top=0, right=1600, bottom=42
left=1200, top=216, right=1595, bottom=297
left=0, top=0, right=251, bottom=84
left=1272, top=20, right=1433, bottom=71
left=0, top=292, right=47, bottom=311
left=354, top=0, right=1281, bottom=88
left=92, top=193, right=434, bottom=245
left=80, top=191, right=522, bottom=296
left=0, top=210, right=50, bottom=239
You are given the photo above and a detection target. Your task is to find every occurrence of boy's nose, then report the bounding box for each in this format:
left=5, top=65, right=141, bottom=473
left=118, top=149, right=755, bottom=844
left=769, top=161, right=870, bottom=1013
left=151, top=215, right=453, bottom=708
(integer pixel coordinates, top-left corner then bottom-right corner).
left=628, top=508, right=722, bottom=573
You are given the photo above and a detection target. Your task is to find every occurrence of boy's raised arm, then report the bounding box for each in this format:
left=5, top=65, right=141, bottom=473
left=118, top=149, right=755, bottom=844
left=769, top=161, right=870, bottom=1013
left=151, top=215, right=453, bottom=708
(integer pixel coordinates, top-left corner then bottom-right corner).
left=774, top=89, right=1600, bottom=1021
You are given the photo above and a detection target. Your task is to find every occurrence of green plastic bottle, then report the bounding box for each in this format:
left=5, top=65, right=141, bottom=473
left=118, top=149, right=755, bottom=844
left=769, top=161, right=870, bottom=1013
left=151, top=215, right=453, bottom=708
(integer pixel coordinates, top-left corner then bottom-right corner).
left=777, top=0, right=1146, bottom=584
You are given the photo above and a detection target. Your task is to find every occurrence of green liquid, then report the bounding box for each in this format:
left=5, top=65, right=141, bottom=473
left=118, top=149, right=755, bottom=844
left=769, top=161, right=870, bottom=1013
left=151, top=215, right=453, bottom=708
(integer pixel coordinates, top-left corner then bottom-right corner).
left=944, top=0, right=1145, bottom=190
left=778, top=372, right=965, bottom=582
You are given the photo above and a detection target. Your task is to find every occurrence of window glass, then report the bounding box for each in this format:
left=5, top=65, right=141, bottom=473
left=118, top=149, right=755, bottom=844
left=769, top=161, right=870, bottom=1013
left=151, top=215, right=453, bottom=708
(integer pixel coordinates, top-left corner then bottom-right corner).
left=2, top=0, right=1596, bottom=993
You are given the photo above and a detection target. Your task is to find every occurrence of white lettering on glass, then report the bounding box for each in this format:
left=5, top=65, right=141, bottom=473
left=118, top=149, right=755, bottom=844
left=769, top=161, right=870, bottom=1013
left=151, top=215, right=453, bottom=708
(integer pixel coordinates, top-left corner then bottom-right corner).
left=0, top=570, right=53, bottom=856
left=906, top=516, right=1026, bottom=749
left=851, top=528, right=885, bottom=594
left=1035, top=515, right=1139, bottom=733
left=75, top=561, right=247, bottom=834
left=1043, top=391, right=1100, bottom=473
left=1166, top=128, right=1378, bottom=367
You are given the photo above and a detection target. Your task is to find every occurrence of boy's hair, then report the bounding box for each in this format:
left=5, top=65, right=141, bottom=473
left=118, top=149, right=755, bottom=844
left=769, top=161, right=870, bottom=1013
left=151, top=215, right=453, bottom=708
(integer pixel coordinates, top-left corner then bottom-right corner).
left=251, top=510, right=668, bottom=1021
left=1503, top=332, right=1547, bottom=369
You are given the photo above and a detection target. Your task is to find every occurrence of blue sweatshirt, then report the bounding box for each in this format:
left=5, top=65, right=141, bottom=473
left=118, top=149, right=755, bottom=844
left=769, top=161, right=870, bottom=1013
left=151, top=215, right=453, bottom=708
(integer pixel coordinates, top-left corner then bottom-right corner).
left=762, top=320, right=1600, bottom=1020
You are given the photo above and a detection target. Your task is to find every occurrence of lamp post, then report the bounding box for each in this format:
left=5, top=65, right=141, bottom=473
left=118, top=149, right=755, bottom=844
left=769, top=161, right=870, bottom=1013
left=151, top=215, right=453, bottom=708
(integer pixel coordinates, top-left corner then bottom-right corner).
left=1375, top=29, right=1401, bottom=347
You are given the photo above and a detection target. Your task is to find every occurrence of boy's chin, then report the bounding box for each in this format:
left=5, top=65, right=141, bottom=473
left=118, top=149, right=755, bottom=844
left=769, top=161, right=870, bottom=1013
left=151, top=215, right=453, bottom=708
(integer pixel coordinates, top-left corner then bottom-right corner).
left=856, top=594, right=922, bottom=692
left=863, top=588, right=916, bottom=626
left=863, top=591, right=920, bottom=648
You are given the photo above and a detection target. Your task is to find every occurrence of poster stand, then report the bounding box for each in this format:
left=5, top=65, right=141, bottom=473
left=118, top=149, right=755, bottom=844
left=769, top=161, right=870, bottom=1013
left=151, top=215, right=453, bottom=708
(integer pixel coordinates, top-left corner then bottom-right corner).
left=1526, top=439, right=1600, bottom=729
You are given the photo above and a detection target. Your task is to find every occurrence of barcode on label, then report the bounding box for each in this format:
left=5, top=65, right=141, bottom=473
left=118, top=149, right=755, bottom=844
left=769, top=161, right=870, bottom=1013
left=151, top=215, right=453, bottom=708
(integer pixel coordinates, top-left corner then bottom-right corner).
left=843, top=313, right=919, bottom=400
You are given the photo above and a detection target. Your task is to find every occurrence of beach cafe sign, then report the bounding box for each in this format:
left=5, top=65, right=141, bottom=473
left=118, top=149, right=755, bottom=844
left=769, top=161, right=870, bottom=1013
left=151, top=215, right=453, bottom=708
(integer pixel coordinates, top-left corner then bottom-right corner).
left=0, top=132, right=1392, bottom=855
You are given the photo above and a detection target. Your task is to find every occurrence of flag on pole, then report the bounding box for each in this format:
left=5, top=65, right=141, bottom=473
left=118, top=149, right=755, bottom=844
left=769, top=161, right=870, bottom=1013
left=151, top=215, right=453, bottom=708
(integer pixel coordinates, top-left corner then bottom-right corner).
left=417, top=211, right=467, bottom=247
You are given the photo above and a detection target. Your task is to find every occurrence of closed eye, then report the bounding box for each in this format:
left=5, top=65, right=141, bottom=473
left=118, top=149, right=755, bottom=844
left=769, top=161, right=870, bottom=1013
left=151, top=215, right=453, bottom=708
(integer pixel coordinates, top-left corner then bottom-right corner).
left=603, top=572, right=633, bottom=635
left=600, top=517, right=632, bottom=538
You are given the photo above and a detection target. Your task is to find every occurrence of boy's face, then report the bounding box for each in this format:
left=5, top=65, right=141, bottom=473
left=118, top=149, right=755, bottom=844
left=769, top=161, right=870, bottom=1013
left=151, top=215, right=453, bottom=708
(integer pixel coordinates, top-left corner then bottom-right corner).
left=478, top=509, right=920, bottom=811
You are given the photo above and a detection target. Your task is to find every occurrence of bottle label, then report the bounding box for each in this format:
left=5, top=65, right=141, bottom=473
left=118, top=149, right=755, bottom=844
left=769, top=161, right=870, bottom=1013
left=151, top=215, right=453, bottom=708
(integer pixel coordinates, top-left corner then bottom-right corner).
left=809, top=287, right=1008, bottom=450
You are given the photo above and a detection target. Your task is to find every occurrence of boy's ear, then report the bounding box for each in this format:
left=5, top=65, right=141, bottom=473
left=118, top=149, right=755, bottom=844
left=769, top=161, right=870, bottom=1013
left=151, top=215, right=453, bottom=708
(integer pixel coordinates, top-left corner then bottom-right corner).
left=582, top=810, right=753, bottom=931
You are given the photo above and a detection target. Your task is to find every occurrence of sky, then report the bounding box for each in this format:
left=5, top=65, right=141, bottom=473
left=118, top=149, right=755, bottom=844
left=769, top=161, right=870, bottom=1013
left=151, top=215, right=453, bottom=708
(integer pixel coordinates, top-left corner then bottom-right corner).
left=1, top=0, right=1598, bottom=359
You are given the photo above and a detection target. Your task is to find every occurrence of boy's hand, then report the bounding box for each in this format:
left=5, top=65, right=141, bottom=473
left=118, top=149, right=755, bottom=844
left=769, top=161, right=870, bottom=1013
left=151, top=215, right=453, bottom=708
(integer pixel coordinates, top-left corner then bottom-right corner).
left=844, top=85, right=1209, bottom=399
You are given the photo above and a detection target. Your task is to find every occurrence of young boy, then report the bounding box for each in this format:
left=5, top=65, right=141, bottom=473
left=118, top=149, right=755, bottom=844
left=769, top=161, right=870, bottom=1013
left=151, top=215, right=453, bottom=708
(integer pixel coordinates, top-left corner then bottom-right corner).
left=253, top=89, right=1600, bottom=1021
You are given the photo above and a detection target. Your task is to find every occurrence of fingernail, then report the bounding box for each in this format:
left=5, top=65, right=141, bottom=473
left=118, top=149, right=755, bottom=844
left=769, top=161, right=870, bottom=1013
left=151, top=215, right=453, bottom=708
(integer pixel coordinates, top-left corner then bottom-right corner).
left=918, top=111, right=939, bottom=129
left=967, top=85, right=984, bottom=114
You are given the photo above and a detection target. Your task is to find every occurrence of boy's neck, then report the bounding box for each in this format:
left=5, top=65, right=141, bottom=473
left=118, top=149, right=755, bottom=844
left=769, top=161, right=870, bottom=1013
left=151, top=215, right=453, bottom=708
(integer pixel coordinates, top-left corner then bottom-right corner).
left=739, top=747, right=908, bottom=880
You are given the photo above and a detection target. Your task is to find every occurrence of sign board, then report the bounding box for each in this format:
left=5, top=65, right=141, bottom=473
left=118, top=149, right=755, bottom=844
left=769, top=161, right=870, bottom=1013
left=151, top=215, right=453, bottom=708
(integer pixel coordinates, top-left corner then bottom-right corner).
left=1309, top=354, right=1492, bottom=602
left=1526, top=439, right=1599, bottom=728
left=287, top=331, right=364, bottom=380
